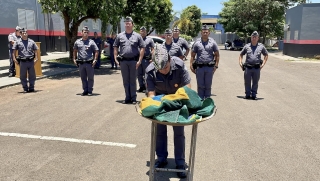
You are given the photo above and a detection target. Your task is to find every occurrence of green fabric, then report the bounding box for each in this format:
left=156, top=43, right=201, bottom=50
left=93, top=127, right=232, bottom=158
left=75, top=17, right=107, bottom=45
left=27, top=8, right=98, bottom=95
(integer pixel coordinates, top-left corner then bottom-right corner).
left=140, top=86, right=215, bottom=124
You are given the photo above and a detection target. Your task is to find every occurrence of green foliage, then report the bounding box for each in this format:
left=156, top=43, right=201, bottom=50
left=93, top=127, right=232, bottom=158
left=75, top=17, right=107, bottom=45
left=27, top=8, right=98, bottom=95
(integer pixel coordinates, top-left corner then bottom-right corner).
left=173, top=5, right=202, bottom=38
left=122, top=0, right=173, bottom=34
left=38, top=0, right=124, bottom=58
left=180, top=34, right=193, bottom=42
left=218, top=0, right=305, bottom=43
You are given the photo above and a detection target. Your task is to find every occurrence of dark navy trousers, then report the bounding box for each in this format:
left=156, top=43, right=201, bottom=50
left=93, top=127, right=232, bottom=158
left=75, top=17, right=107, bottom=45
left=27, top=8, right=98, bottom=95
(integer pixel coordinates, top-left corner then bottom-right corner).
left=9, top=49, right=15, bottom=73
left=94, top=51, right=101, bottom=68
left=156, top=124, right=185, bottom=166
left=79, top=63, right=94, bottom=93
left=137, top=59, right=150, bottom=88
left=20, top=61, right=36, bottom=91
left=120, top=60, right=137, bottom=101
left=244, top=67, right=260, bottom=97
left=196, top=66, right=214, bottom=100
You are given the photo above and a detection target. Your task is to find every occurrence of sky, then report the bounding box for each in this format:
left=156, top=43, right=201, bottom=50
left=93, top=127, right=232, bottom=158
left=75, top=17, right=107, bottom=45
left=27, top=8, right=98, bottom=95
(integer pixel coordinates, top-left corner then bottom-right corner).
left=171, top=0, right=320, bottom=16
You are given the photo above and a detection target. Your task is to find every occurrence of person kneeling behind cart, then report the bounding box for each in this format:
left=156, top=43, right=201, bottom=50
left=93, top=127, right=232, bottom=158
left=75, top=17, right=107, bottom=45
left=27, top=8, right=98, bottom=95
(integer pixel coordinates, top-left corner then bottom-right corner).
left=145, top=44, right=191, bottom=178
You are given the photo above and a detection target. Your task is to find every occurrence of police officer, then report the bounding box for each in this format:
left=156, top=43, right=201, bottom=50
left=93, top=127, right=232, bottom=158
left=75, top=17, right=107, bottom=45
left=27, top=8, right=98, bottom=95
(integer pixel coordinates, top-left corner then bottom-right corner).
left=73, top=26, right=99, bottom=96
left=145, top=44, right=191, bottom=178
left=113, top=17, right=146, bottom=104
left=137, top=26, right=155, bottom=93
left=190, top=25, right=220, bottom=100
left=172, top=26, right=190, bottom=60
left=107, top=32, right=117, bottom=69
left=8, top=26, right=21, bottom=77
left=239, top=31, right=268, bottom=100
left=12, top=28, right=38, bottom=93
left=162, top=29, right=184, bottom=59
left=92, top=32, right=103, bottom=69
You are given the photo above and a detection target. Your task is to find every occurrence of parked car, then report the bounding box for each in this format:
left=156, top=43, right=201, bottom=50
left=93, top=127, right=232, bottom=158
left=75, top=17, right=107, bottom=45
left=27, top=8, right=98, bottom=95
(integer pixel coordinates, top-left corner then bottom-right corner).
left=148, top=35, right=165, bottom=44
left=103, top=41, right=111, bottom=57
left=230, top=39, right=244, bottom=50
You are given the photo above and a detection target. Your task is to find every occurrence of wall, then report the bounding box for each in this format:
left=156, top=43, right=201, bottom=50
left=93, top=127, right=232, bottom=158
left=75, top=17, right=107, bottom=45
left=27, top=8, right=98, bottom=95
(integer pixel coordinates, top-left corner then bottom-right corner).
left=0, top=0, right=102, bottom=60
left=283, top=3, right=320, bottom=57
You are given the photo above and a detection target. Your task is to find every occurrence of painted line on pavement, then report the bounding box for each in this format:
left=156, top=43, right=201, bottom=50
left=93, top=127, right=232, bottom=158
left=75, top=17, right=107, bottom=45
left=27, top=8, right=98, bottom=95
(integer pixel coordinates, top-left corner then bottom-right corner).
left=0, top=132, right=136, bottom=148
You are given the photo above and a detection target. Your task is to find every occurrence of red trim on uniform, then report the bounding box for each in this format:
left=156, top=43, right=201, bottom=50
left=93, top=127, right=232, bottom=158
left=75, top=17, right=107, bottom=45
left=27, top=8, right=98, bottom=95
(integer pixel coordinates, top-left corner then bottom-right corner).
left=284, top=40, right=320, bottom=44
left=0, top=28, right=101, bottom=37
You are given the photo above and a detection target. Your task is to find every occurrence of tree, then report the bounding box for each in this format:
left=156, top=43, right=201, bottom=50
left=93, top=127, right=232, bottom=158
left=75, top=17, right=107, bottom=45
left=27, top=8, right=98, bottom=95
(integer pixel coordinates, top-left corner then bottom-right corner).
left=39, top=0, right=124, bottom=59
left=173, top=5, right=202, bottom=38
left=218, top=0, right=307, bottom=43
left=122, top=0, right=173, bottom=35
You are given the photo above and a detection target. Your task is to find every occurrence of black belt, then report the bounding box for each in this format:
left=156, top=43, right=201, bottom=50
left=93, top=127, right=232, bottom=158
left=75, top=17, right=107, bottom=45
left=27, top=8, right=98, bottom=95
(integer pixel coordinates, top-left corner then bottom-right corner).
left=122, top=56, right=139, bottom=61
left=244, top=63, right=260, bottom=69
left=76, top=58, right=94, bottom=64
left=17, top=56, right=34, bottom=62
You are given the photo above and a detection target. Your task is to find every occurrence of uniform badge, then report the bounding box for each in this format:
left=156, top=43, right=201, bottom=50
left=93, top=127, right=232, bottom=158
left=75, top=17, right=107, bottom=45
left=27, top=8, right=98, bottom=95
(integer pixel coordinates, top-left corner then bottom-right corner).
left=174, top=84, right=178, bottom=88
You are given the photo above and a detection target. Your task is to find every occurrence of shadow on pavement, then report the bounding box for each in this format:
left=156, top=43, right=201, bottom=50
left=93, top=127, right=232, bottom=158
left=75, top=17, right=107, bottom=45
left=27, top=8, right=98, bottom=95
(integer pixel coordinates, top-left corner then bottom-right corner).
left=236, top=95, right=264, bottom=100
left=145, top=159, right=189, bottom=181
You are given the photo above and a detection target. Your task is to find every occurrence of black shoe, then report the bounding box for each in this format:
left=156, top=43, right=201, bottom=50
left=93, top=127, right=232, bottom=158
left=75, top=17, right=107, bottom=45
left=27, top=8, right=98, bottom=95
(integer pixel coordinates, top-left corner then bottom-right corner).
left=81, top=92, right=88, bottom=96
left=8, top=73, right=14, bottom=77
left=23, top=90, right=28, bottom=93
left=132, top=100, right=137, bottom=104
left=122, top=100, right=132, bottom=104
left=176, top=165, right=187, bottom=178
left=251, top=96, right=256, bottom=100
left=29, top=89, right=35, bottom=92
left=154, top=160, right=168, bottom=168
left=88, top=92, right=93, bottom=96
left=110, top=67, right=114, bottom=69
left=244, top=95, right=251, bottom=99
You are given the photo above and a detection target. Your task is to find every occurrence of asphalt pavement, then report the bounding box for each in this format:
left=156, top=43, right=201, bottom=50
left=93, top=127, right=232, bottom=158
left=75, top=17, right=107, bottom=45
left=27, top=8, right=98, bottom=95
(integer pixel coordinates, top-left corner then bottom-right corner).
left=0, top=47, right=320, bottom=181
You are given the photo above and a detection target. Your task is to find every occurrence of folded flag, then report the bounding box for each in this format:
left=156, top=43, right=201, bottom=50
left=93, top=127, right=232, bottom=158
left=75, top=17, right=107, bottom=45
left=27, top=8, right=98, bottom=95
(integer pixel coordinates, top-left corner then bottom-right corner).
left=139, top=86, right=215, bottom=124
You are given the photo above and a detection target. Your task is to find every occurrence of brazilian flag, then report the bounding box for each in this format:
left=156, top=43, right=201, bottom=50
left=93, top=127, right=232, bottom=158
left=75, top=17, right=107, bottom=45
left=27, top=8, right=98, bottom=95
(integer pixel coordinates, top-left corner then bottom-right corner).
left=139, top=86, right=215, bottom=124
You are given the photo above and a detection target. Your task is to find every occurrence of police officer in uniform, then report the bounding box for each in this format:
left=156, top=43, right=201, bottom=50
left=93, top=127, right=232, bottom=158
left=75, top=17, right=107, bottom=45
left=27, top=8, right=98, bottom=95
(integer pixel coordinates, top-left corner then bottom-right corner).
left=239, top=31, right=268, bottom=100
left=73, top=26, right=99, bottom=96
left=145, top=44, right=191, bottom=178
left=8, top=26, right=21, bottom=77
left=113, top=17, right=146, bottom=104
left=12, top=28, right=39, bottom=93
left=190, top=25, right=220, bottom=100
left=137, top=26, right=155, bottom=93
left=92, top=32, right=103, bottom=69
left=172, top=26, right=190, bottom=60
left=107, top=32, right=117, bottom=69
left=162, top=29, right=184, bottom=59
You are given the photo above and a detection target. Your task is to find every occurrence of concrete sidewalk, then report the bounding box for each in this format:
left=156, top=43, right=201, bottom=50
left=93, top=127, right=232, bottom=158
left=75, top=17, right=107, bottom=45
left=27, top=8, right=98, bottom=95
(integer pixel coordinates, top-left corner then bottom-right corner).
left=0, top=52, right=77, bottom=89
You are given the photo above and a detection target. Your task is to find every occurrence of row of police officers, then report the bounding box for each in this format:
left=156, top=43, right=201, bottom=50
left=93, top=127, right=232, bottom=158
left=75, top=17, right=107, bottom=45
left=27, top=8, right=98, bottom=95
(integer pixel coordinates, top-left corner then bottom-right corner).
left=8, top=17, right=268, bottom=179
left=111, top=17, right=268, bottom=179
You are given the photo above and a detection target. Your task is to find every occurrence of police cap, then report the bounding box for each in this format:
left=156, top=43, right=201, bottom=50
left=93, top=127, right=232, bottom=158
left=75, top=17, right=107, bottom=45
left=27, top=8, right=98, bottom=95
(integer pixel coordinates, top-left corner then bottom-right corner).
left=202, top=24, right=209, bottom=30
left=152, top=44, right=170, bottom=70
left=251, top=31, right=259, bottom=36
left=20, top=28, right=27, bottom=33
left=15, top=26, right=22, bottom=31
left=124, top=16, right=133, bottom=23
left=140, top=26, right=146, bottom=30
left=173, top=26, right=180, bottom=32
left=164, top=29, right=172, bottom=34
left=82, top=26, right=89, bottom=32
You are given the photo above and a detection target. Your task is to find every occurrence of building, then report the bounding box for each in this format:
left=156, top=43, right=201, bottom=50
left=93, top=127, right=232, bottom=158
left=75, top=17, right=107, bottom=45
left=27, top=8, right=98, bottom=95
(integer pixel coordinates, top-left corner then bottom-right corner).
left=284, top=3, right=320, bottom=57
left=0, top=0, right=102, bottom=60
left=200, top=15, right=225, bottom=34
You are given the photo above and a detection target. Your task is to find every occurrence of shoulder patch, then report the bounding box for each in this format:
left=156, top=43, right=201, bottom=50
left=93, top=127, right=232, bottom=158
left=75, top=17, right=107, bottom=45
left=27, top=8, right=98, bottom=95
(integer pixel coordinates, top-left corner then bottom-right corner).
left=145, top=63, right=155, bottom=73
left=173, top=57, right=184, bottom=67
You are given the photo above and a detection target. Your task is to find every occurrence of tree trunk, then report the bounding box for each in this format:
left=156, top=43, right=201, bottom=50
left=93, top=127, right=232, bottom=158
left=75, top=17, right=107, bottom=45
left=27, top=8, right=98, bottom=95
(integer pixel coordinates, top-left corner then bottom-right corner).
left=68, top=24, right=80, bottom=60
left=118, top=22, right=121, bottom=33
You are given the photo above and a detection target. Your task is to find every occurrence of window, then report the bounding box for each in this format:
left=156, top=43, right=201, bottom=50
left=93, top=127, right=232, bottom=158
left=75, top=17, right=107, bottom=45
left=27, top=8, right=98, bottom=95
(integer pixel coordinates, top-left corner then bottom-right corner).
left=92, top=20, right=99, bottom=30
left=17, top=9, right=36, bottom=30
